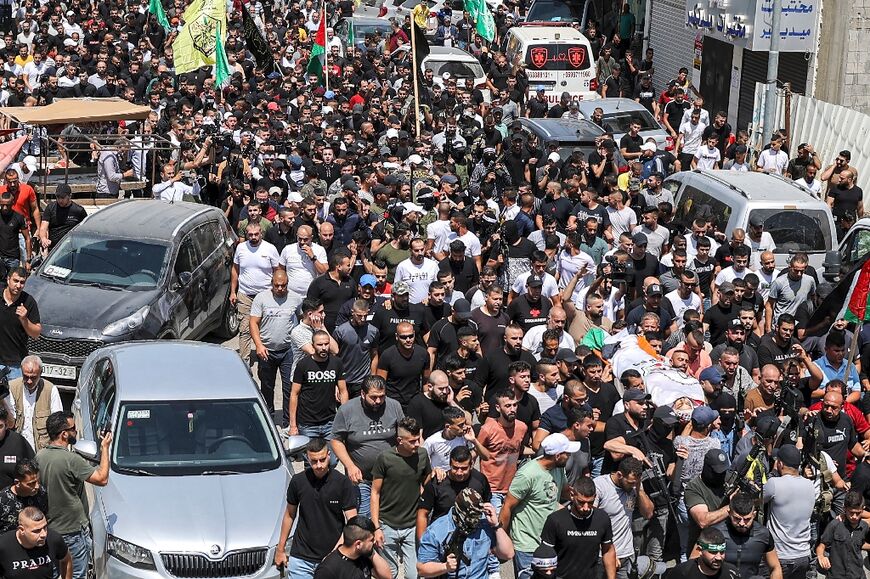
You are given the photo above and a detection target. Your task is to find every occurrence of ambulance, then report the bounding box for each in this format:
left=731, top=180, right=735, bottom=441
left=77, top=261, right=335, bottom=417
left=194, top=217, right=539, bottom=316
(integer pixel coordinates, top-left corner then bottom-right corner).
left=503, top=25, right=600, bottom=104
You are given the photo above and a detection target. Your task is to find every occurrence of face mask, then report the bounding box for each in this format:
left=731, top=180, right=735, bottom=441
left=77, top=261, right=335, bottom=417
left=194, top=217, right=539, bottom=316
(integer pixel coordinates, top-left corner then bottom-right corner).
left=649, top=419, right=673, bottom=441
left=718, top=411, right=736, bottom=433
left=701, top=463, right=725, bottom=488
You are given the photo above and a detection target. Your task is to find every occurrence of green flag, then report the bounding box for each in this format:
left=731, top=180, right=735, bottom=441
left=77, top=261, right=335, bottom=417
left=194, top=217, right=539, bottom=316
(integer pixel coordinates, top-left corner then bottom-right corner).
left=214, top=23, right=231, bottom=87
left=464, top=0, right=495, bottom=42
left=148, top=0, right=170, bottom=31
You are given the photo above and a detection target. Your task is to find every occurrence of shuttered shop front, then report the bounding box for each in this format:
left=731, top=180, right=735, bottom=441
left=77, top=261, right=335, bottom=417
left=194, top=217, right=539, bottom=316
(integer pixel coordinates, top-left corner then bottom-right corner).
left=737, top=50, right=809, bottom=130
left=648, top=0, right=698, bottom=92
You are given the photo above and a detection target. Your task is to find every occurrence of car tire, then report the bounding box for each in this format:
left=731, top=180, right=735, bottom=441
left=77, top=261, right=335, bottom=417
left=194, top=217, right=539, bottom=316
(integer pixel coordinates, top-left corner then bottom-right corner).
left=214, top=300, right=239, bottom=339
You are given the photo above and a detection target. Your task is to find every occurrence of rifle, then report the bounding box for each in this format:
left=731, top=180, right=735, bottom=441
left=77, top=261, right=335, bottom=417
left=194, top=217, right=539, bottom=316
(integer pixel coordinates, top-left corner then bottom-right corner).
left=444, top=527, right=471, bottom=577
left=630, top=431, right=678, bottom=522
left=721, top=440, right=766, bottom=507
left=801, top=414, right=833, bottom=519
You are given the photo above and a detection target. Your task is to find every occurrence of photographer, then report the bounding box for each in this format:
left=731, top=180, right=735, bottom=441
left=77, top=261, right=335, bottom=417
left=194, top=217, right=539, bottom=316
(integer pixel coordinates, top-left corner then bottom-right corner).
left=417, top=487, right=513, bottom=579
left=152, top=163, right=198, bottom=202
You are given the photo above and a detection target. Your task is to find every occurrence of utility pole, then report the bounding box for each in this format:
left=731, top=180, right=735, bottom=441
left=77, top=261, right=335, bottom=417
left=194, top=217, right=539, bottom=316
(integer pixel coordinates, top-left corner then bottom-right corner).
left=763, top=0, right=782, bottom=143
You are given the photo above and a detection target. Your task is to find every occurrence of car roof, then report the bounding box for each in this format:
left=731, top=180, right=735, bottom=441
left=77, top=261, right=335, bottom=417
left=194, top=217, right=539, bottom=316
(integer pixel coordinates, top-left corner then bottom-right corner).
left=77, top=200, right=217, bottom=240
left=344, top=16, right=391, bottom=25
left=677, top=170, right=822, bottom=203
left=518, top=118, right=604, bottom=140
left=100, top=341, right=258, bottom=401
left=427, top=46, right=479, bottom=61
left=507, top=25, right=588, bottom=42
left=576, top=98, right=651, bottom=117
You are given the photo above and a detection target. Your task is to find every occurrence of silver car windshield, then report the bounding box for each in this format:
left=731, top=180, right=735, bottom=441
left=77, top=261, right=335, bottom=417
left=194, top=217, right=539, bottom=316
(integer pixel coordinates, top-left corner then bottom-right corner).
left=114, top=400, right=281, bottom=475
left=41, top=234, right=169, bottom=291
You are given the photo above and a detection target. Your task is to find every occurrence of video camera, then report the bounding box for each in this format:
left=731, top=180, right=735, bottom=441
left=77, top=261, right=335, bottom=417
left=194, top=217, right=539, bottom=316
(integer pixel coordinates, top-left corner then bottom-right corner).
left=604, top=255, right=633, bottom=283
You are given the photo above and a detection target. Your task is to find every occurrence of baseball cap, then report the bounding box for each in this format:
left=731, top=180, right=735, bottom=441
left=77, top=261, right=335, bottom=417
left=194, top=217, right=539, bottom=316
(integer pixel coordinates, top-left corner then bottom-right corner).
left=653, top=405, right=678, bottom=425
left=623, top=389, right=651, bottom=402
left=526, top=274, right=544, bottom=288
left=453, top=299, right=472, bottom=320
left=555, top=348, right=579, bottom=363
left=540, top=433, right=583, bottom=455
left=392, top=281, right=411, bottom=295
left=359, top=274, right=377, bottom=288
left=704, top=448, right=730, bottom=474
left=755, top=415, right=781, bottom=439
left=774, top=443, right=801, bottom=468
left=728, top=318, right=745, bottom=329
left=749, top=214, right=765, bottom=227
left=632, top=233, right=648, bottom=246
left=22, top=156, right=36, bottom=171
left=547, top=152, right=561, bottom=162
left=323, top=90, right=335, bottom=99
left=635, top=556, right=668, bottom=579
left=406, top=154, right=424, bottom=165
left=440, top=174, right=459, bottom=184
left=531, top=545, right=558, bottom=570
left=718, top=281, right=735, bottom=294
left=402, top=202, right=425, bottom=214
left=691, top=405, right=720, bottom=427
left=698, top=366, right=722, bottom=385
left=640, top=142, right=656, bottom=152
left=386, top=128, right=399, bottom=139
left=267, top=101, right=280, bottom=111
left=268, top=186, right=283, bottom=197
left=645, top=284, right=663, bottom=296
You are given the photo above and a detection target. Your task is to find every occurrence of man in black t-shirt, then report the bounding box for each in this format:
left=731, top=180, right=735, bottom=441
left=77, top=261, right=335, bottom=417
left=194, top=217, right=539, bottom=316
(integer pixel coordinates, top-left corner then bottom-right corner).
left=370, top=283, right=429, bottom=353
left=668, top=527, right=739, bottom=579
left=619, top=120, right=644, bottom=161
left=313, top=516, right=391, bottom=579
left=37, top=185, right=85, bottom=253
left=416, top=445, right=491, bottom=540
left=817, top=388, right=864, bottom=478
left=375, top=321, right=430, bottom=408
left=0, top=507, right=71, bottom=579
left=0, top=268, right=40, bottom=376
left=540, top=476, right=616, bottom=578
left=290, top=330, right=348, bottom=443
left=0, top=195, right=26, bottom=270
left=405, top=371, right=451, bottom=439
left=274, top=438, right=358, bottom=574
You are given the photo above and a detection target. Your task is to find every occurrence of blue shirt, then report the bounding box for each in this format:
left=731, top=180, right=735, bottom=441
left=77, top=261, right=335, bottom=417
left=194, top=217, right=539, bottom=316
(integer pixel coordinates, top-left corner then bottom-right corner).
left=417, top=509, right=496, bottom=579
left=814, top=355, right=861, bottom=392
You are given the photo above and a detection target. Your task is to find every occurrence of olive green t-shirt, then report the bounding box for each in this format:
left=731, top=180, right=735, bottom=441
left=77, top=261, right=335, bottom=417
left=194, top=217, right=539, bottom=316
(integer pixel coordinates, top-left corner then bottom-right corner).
left=371, top=447, right=431, bottom=529
left=508, top=458, right=567, bottom=553
left=373, top=244, right=409, bottom=282
left=35, top=445, right=97, bottom=534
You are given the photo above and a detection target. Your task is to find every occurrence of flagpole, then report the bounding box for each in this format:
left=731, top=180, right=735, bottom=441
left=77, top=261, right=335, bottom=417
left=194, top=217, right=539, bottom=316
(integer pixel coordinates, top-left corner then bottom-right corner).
left=323, top=2, right=329, bottom=92
left=410, top=12, right=421, bottom=138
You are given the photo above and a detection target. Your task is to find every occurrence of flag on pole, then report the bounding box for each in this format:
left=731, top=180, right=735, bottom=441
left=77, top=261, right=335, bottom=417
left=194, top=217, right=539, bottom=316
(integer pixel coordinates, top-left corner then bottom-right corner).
left=148, top=0, right=171, bottom=31
left=306, top=11, right=327, bottom=85
left=172, top=0, right=227, bottom=75
left=464, top=0, right=495, bottom=42
left=411, top=3, right=430, bottom=72
left=347, top=19, right=355, bottom=48
left=214, top=23, right=231, bottom=87
left=241, top=3, right=274, bottom=73
left=842, top=258, right=870, bottom=322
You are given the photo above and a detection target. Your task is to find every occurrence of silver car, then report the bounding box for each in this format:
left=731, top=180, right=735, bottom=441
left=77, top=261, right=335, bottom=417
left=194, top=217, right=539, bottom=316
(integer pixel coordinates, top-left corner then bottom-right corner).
left=72, top=341, right=296, bottom=578
left=576, top=98, right=675, bottom=152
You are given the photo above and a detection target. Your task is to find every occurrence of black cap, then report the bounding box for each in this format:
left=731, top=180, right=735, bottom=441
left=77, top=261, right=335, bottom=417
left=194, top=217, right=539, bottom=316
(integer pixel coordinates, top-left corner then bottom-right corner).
left=623, top=389, right=651, bottom=402
left=774, top=444, right=801, bottom=468
left=452, top=299, right=472, bottom=320
left=527, top=274, right=544, bottom=288
left=704, top=448, right=730, bottom=474
left=653, top=405, right=678, bottom=425
left=555, top=348, right=579, bottom=363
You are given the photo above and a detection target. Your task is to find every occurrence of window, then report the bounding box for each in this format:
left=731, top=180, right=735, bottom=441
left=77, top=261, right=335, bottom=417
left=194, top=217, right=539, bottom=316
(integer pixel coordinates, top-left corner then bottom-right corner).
left=174, top=236, right=199, bottom=277
left=90, top=359, right=116, bottom=432
left=748, top=209, right=832, bottom=253
left=845, top=228, right=870, bottom=266
left=192, top=222, right=221, bottom=260
left=674, top=185, right=733, bottom=231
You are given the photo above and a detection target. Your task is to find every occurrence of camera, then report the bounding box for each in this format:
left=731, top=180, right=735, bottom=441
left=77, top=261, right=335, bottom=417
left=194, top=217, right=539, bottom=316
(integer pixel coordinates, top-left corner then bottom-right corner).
left=604, top=255, right=632, bottom=282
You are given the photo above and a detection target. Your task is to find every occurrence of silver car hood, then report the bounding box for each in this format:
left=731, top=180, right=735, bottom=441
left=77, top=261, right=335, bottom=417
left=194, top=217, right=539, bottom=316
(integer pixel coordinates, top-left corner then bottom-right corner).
left=101, top=469, right=290, bottom=553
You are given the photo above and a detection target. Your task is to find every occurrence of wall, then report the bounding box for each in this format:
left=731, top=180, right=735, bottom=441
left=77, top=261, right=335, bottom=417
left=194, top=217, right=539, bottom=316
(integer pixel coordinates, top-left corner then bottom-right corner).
left=648, top=0, right=698, bottom=93
left=842, top=11, right=870, bottom=113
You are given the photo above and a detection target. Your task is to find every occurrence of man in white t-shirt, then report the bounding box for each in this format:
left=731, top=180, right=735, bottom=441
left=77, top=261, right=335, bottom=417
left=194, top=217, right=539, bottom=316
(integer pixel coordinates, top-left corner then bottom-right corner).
left=232, top=222, right=281, bottom=364
left=756, top=136, right=789, bottom=175
left=753, top=250, right=780, bottom=301
left=437, top=213, right=482, bottom=270
left=745, top=214, right=776, bottom=270
left=692, top=134, right=722, bottom=170
left=794, top=164, right=823, bottom=198
left=665, top=270, right=703, bottom=329
left=606, top=188, right=637, bottom=239
left=279, top=224, right=328, bottom=309
left=677, top=109, right=706, bottom=168
left=713, top=244, right=751, bottom=298
left=394, top=238, right=440, bottom=303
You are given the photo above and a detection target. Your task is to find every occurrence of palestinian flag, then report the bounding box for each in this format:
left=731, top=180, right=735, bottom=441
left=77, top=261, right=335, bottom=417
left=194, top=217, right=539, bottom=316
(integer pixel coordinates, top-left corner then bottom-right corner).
left=843, top=258, right=870, bottom=322
left=306, top=11, right=326, bottom=85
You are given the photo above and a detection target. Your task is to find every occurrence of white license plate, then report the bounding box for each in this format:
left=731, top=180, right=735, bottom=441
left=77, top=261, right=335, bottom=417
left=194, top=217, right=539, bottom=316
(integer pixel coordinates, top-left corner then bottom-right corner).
left=42, top=364, right=76, bottom=380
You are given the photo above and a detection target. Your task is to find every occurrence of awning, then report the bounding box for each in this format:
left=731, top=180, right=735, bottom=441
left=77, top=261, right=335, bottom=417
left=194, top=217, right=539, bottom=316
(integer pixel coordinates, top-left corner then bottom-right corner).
left=0, top=98, right=151, bottom=126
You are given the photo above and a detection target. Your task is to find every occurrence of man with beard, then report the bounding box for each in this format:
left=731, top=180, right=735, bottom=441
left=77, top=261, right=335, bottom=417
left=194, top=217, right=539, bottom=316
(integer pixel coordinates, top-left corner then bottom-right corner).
left=375, top=322, right=430, bottom=409
left=508, top=269, right=552, bottom=334
left=593, top=457, right=654, bottom=577
left=711, top=322, right=760, bottom=383
left=478, top=389, right=528, bottom=514
left=251, top=271, right=297, bottom=418
left=406, top=371, right=453, bottom=439
left=313, top=516, right=391, bottom=579
left=703, top=282, right=739, bottom=346
left=289, top=330, right=348, bottom=447
left=473, top=323, right=538, bottom=394
left=690, top=493, right=782, bottom=578
left=370, top=282, right=429, bottom=354
left=306, top=250, right=355, bottom=332
left=762, top=444, right=815, bottom=579
left=814, top=387, right=866, bottom=479
left=333, top=299, right=380, bottom=398
left=0, top=507, right=72, bottom=579
left=683, top=449, right=731, bottom=559
left=603, top=389, right=651, bottom=473
left=373, top=223, right=411, bottom=281
left=394, top=239, right=439, bottom=305
left=668, top=527, right=739, bottom=579
left=438, top=240, right=479, bottom=294
left=331, top=377, right=405, bottom=518
left=0, top=192, right=28, bottom=275
left=756, top=314, right=799, bottom=369
left=471, top=284, right=511, bottom=356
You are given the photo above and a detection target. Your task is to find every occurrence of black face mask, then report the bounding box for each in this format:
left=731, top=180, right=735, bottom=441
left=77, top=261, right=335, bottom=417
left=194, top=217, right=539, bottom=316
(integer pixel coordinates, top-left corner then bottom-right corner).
left=718, top=411, right=736, bottom=433
left=649, top=419, right=673, bottom=441
left=701, top=463, right=726, bottom=488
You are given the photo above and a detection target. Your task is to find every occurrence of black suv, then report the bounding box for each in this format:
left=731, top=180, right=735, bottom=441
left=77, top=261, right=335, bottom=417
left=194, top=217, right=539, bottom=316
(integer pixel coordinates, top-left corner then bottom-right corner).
left=25, top=200, right=238, bottom=390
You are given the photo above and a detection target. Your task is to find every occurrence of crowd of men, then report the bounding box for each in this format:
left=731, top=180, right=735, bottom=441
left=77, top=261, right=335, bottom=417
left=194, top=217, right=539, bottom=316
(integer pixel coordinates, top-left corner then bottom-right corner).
left=0, top=0, right=865, bottom=577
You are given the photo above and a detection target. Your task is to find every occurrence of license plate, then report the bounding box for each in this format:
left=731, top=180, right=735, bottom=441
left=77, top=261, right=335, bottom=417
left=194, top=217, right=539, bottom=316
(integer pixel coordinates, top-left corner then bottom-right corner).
left=42, top=364, right=76, bottom=380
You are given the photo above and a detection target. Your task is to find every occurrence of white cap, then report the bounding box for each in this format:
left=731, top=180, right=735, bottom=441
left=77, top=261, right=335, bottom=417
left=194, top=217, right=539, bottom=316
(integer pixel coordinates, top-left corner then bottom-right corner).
left=322, top=105, right=334, bottom=115
left=547, top=152, right=561, bottom=162
left=287, top=191, right=304, bottom=203
left=386, top=128, right=400, bottom=139
left=22, top=156, right=36, bottom=171
left=640, top=142, right=657, bottom=152
left=442, top=71, right=451, bottom=80
left=540, top=433, right=582, bottom=455
left=402, top=201, right=425, bottom=214
left=406, top=154, right=424, bottom=165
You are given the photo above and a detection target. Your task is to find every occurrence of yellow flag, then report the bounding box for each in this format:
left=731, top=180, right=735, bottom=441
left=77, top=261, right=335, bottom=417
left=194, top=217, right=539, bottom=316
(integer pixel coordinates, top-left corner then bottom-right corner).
left=412, top=3, right=429, bottom=29
left=172, top=0, right=227, bottom=74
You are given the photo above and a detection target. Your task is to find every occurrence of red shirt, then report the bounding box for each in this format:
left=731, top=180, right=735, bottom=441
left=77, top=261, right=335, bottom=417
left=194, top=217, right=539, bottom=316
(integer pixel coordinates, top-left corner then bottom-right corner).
left=0, top=183, right=36, bottom=228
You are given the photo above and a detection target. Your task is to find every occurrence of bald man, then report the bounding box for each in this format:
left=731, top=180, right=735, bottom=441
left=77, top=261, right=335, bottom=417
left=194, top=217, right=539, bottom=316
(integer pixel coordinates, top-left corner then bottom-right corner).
left=376, top=322, right=431, bottom=408
left=521, top=306, right=576, bottom=359
left=251, top=269, right=297, bottom=416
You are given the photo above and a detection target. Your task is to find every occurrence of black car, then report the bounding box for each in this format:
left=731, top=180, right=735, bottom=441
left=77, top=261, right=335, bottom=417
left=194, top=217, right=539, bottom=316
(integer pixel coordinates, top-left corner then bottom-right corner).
left=25, top=200, right=238, bottom=390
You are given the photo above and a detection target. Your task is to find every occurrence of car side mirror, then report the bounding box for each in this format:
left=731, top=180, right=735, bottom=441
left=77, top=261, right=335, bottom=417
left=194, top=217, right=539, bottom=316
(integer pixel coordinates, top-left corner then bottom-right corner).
left=282, top=433, right=311, bottom=457
left=823, top=250, right=842, bottom=282
left=73, top=439, right=99, bottom=463
left=178, top=271, right=193, bottom=287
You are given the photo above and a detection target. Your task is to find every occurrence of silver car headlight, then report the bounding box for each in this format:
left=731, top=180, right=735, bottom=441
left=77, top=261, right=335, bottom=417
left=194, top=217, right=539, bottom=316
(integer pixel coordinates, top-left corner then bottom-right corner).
left=107, top=534, right=156, bottom=570
left=102, top=305, right=150, bottom=337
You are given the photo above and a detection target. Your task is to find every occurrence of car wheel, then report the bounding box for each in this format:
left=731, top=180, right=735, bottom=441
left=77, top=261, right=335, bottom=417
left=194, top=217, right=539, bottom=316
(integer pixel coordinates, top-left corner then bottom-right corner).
left=214, top=300, right=239, bottom=339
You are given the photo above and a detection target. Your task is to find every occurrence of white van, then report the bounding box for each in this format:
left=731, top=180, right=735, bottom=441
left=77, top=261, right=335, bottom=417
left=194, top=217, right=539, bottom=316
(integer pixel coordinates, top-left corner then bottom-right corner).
left=503, top=25, right=599, bottom=104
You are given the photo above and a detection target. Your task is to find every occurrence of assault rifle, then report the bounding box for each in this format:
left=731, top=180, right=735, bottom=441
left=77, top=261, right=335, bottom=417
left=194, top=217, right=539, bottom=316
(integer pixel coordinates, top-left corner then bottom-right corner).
left=630, top=431, right=678, bottom=522
left=721, top=441, right=766, bottom=507
left=444, top=527, right=471, bottom=577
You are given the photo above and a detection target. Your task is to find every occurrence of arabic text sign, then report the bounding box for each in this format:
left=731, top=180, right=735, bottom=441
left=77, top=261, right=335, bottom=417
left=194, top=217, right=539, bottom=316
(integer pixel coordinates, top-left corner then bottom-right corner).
left=685, top=0, right=818, bottom=52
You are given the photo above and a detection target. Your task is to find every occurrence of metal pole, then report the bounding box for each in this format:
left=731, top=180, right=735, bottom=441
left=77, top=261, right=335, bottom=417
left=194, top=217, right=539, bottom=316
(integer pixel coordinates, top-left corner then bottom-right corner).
left=762, top=0, right=782, bottom=143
